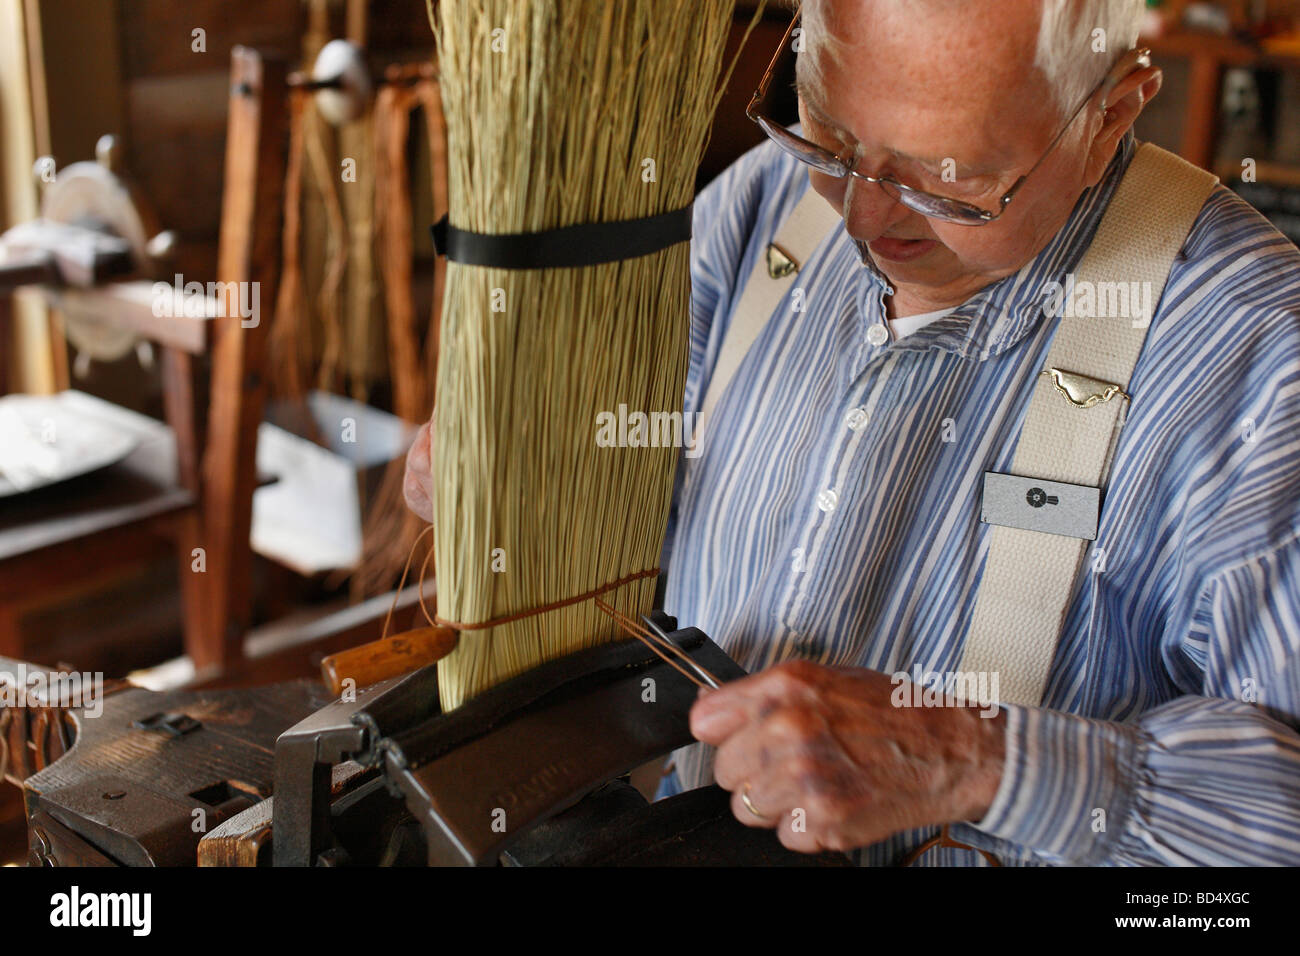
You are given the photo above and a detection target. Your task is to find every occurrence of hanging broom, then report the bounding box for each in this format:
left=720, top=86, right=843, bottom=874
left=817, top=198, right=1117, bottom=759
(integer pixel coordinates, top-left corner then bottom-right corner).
left=429, top=0, right=757, bottom=709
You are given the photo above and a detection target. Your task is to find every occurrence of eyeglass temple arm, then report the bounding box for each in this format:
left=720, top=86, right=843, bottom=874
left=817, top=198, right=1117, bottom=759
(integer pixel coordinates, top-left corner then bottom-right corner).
left=747, top=12, right=802, bottom=118
left=997, top=48, right=1152, bottom=211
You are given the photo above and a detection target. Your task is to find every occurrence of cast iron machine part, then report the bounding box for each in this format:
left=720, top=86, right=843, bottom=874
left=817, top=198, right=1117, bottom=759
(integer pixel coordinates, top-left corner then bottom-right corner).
left=273, top=612, right=852, bottom=867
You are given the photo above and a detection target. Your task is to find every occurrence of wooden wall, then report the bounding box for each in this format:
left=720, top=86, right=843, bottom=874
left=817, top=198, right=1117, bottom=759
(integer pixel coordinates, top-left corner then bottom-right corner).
left=9, top=0, right=786, bottom=410
left=113, top=0, right=437, bottom=284
left=118, top=0, right=304, bottom=283
left=99, top=0, right=782, bottom=283
left=15, top=0, right=436, bottom=410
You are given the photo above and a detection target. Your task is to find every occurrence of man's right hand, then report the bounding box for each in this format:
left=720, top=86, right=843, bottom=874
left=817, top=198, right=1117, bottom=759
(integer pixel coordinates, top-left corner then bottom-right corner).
left=403, top=417, right=434, bottom=523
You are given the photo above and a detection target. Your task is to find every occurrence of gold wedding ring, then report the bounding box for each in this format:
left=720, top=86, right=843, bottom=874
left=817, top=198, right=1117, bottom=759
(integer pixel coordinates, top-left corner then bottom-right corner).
left=741, top=782, right=770, bottom=821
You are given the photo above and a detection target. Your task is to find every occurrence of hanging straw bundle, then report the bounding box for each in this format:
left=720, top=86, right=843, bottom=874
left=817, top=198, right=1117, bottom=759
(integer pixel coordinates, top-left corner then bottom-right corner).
left=430, top=0, right=753, bottom=708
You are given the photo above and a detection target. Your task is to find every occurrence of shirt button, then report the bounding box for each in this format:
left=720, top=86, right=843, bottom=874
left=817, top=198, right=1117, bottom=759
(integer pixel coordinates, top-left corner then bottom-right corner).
left=816, top=488, right=839, bottom=512
left=866, top=323, right=890, bottom=346
left=844, top=407, right=869, bottom=431
left=791, top=636, right=818, bottom=658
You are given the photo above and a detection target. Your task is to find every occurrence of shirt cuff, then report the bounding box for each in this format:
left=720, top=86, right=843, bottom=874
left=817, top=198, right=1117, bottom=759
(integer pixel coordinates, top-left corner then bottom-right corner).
left=972, top=704, right=1142, bottom=864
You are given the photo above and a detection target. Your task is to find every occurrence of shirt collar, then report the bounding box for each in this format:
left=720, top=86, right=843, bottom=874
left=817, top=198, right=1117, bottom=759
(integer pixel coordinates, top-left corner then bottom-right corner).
left=854, top=132, right=1138, bottom=361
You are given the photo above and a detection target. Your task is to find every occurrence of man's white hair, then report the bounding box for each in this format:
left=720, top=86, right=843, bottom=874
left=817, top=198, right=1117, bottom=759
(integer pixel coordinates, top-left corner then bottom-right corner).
left=1036, top=0, right=1145, bottom=116
left=800, top=0, right=1145, bottom=119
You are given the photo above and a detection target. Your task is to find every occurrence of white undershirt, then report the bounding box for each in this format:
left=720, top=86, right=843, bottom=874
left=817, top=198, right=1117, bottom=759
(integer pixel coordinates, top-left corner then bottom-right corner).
left=888, top=306, right=950, bottom=340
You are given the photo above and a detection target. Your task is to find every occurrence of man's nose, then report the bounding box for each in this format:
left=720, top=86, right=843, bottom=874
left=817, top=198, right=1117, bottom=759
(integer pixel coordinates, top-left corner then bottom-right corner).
left=842, top=174, right=912, bottom=240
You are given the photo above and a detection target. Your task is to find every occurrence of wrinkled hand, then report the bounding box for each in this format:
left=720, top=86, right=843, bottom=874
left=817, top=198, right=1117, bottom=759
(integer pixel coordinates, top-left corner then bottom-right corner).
left=690, top=660, right=1006, bottom=854
left=403, top=416, right=435, bottom=523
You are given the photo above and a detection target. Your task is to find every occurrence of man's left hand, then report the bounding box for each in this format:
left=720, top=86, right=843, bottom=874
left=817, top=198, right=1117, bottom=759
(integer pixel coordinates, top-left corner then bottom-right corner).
left=689, top=660, right=1007, bottom=854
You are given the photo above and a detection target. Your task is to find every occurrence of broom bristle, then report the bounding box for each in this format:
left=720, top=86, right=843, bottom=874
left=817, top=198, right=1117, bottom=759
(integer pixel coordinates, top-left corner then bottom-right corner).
left=432, top=0, right=742, bottom=709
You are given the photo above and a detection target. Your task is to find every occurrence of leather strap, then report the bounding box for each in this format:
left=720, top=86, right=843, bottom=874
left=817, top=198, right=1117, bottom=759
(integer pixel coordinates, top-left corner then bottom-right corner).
left=430, top=204, right=693, bottom=270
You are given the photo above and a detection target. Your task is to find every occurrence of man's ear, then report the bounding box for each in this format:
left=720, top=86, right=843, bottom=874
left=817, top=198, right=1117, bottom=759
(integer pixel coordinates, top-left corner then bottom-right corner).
left=1082, top=65, right=1162, bottom=186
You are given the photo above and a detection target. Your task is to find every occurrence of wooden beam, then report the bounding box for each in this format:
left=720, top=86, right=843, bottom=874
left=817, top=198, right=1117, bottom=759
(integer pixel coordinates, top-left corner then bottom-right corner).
left=199, top=48, right=289, bottom=673
left=20, top=0, right=127, bottom=392
left=0, top=295, right=11, bottom=394
left=0, top=0, right=55, bottom=394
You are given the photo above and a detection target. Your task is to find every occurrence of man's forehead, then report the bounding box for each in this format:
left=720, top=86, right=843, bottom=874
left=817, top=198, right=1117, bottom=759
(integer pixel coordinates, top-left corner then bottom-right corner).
left=799, top=0, right=1054, bottom=165
left=809, top=0, right=1043, bottom=50
left=806, top=0, right=1042, bottom=98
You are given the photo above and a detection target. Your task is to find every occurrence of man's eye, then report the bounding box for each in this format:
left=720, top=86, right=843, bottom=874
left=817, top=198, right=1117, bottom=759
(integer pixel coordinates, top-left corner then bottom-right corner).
left=918, top=169, right=995, bottom=196
left=955, top=178, right=1000, bottom=198
left=801, top=111, right=848, bottom=149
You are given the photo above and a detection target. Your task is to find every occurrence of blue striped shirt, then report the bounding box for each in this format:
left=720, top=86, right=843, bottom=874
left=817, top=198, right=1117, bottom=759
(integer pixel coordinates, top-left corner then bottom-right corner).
left=661, top=132, right=1300, bottom=866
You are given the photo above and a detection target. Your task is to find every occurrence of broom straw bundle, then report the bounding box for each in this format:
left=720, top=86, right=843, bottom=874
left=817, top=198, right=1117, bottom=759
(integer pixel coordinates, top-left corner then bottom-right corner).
left=431, top=0, right=748, bottom=708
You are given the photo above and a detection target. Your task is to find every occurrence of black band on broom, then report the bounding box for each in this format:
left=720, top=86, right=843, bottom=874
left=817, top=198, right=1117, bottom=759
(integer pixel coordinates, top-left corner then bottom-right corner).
left=425, top=0, right=766, bottom=709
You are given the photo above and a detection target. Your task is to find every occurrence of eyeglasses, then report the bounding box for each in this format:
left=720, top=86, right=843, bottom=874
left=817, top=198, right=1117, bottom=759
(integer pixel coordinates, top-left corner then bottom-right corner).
left=746, top=9, right=1151, bottom=226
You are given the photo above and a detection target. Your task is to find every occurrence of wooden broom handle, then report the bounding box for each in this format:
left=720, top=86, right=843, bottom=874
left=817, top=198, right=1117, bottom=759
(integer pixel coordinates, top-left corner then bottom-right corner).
left=320, top=626, right=458, bottom=697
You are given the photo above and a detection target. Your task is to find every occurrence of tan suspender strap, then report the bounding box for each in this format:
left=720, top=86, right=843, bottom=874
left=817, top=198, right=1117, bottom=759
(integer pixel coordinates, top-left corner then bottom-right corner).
left=958, top=144, right=1219, bottom=707
left=698, top=185, right=843, bottom=435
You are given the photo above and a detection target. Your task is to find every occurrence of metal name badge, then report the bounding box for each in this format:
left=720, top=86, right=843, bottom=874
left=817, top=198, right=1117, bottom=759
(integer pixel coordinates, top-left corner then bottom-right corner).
left=980, top=472, right=1100, bottom=541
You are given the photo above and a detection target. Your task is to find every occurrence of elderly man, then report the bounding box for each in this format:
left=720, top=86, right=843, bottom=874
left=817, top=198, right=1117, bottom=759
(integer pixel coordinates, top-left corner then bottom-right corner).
left=408, top=0, right=1300, bottom=865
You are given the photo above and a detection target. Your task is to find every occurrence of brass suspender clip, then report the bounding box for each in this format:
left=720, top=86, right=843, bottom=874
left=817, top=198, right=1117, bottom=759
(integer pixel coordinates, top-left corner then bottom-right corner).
left=766, top=242, right=799, bottom=279
left=1041, top=367, right=1130, bottom=410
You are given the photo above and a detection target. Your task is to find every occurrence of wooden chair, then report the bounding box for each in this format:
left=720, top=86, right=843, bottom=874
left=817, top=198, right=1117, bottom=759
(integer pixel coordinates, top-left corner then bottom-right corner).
left=0, top=48, right=289, bottom=679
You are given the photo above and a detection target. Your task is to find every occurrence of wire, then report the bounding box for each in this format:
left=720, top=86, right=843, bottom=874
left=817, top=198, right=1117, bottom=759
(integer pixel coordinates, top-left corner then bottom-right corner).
left=594, top=598, right=722, bottom=691
left=382, top=524, right=435, bottom=640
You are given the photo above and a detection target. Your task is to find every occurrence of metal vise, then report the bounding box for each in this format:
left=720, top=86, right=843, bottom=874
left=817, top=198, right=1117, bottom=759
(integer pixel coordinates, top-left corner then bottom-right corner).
left=271, top=613, right=850, bottom=867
